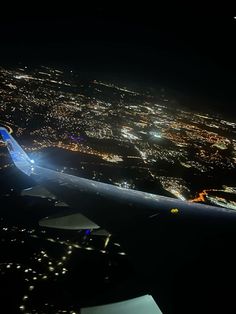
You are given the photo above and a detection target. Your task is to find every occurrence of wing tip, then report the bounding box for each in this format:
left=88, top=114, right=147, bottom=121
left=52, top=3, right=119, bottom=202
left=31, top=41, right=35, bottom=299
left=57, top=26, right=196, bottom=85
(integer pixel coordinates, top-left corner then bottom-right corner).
left=0, top=128, right=33, bottom=176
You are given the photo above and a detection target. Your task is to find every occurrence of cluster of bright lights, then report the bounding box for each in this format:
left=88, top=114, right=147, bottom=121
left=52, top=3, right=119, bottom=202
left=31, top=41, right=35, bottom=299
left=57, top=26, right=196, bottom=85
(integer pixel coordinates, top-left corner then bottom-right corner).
left=0, top=65, right=236, bottom=204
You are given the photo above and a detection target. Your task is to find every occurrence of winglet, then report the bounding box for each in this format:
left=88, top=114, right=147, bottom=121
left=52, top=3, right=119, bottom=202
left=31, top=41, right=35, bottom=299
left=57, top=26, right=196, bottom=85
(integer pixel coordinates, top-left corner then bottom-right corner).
left=0, top=127, right=34, bottom=176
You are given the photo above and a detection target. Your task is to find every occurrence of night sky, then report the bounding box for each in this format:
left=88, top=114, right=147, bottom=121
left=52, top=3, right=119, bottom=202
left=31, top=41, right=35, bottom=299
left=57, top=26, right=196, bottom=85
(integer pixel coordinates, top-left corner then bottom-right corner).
left=0, top=6, right=235, bottom=115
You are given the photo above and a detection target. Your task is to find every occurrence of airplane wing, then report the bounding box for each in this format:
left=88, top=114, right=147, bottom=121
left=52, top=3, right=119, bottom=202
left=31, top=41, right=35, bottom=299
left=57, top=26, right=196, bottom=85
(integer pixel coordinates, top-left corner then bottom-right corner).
left=1, top=127, right=236, bottom=313
left=0, top=127, right=232, bottom=216
left=1, top=126, right=233, bottom=234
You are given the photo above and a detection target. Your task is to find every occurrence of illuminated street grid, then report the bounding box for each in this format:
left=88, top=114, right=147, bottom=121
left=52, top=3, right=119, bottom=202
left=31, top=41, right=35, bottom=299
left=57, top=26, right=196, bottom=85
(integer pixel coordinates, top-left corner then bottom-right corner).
left=0, top=212, right=126, bottom=313
left=0, top=66, right=236, bottom=208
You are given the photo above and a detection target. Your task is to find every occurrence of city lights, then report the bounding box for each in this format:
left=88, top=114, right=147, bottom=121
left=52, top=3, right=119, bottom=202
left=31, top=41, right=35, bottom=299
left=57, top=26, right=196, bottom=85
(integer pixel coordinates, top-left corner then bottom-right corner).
left=0, top=65, right=235, bottom=208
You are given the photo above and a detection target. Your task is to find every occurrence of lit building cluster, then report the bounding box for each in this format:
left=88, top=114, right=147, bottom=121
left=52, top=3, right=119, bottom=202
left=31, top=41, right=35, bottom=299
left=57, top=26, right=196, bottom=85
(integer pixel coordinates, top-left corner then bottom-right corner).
left=158, top=176, right=191, bottom=200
